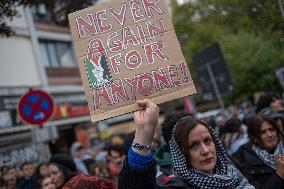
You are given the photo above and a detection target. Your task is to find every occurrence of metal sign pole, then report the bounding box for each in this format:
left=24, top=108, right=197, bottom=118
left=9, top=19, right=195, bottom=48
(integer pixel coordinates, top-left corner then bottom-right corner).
left=205, top=64, right=225, bottom=110
left=278, top=0, right=284, bottom=20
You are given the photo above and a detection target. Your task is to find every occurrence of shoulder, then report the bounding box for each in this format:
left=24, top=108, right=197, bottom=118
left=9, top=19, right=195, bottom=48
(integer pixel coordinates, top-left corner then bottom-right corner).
left=232, top=144, right=275, bottom=177
left=232, top=144, right=253, bottom=160
left=231, top=144, right=257, bottom=169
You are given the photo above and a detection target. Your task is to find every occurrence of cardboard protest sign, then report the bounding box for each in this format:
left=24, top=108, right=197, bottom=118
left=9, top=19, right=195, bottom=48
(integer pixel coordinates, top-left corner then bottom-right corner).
left=68, top=0, right=196, bottom=122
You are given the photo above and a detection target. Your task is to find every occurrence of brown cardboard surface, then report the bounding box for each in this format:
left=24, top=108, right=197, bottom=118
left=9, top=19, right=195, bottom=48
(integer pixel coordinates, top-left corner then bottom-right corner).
left=68, top=0, right=196, bottom=122
left=74, top=17, right=174, bottom=57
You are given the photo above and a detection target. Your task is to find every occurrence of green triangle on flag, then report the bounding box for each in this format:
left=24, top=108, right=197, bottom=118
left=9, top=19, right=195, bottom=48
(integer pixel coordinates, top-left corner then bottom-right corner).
left=85, top=59, right=97, bottom=87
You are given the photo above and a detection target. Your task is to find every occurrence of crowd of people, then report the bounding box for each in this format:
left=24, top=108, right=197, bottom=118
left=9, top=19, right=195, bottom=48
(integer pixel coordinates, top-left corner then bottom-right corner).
left=1, top=91, right=284, bottom=189
left=0, top=143, right=125, bottom=189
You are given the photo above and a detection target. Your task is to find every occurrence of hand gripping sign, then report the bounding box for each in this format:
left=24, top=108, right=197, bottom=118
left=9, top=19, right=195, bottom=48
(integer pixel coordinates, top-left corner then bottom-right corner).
left=68, top=0, right=196, bottom=122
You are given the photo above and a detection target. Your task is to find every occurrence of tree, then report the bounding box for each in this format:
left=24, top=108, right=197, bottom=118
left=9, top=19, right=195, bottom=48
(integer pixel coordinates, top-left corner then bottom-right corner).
left=172, top=0, right=284, bottom=102
left=0, top=0, right=96, bottom=37
left=220, top=32, right=284, bottom=98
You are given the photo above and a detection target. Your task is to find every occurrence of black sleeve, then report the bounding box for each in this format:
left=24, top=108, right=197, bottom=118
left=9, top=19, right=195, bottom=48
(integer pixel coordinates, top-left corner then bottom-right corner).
left=231, top=151, right=284, bottom=189
left=118, top=158, right=156, bottom=189
left=252, top=173, right=284, bottom=189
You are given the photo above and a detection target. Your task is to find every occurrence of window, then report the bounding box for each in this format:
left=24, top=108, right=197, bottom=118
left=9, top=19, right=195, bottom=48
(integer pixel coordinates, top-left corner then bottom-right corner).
left=39, top=41, right=77, bottom=67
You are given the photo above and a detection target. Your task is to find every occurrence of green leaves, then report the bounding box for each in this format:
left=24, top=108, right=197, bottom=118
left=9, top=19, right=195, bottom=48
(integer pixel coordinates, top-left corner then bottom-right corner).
left=0, top=0, right=96, bottom=37
left=172, top=0, right=284, bottom=102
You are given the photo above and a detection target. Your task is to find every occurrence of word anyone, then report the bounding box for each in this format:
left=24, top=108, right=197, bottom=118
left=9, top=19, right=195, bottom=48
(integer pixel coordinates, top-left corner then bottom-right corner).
left=93, top=61, right=189, bottom=110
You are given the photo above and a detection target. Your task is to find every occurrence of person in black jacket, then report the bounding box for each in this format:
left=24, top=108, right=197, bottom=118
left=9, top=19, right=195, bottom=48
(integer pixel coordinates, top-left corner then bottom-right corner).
left=118, top=99, right=254, bottom=189
left=16, top=162, right=35, bottom=189
left=232, top=115, right=284, bottom=189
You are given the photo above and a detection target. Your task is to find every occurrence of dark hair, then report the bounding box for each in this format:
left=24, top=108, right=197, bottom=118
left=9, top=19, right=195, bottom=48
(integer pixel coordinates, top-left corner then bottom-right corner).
left=49, top=154, right=77, bottom=172
left=49, top=154, right=77, bottom=188
left=38, top=176, right=50, bottom=189
left=162, top=112, right=192, bottom=144
left=247, top=115, right=280, bottom=145
left=38, top=176, right=44, bottom=187
left=49, top=163, right=77, bottom=188
left=107, top=145, right=124, bottom=156
left=0, top=177, right=6, bottom=187
left=174, top=116, right=212, bottom=161
left=76, top=146, right=84, bottom=151
left=20, top=161, right=33, bottom=170
left=90, top=162, right=112, bottom=180
left=6, top=167, right=16, bottom=173
left=224, top=118, right=242, bottom=133
left=35, top=163, right=48, bottom=177
left=256, top=92, right=281, bottom=113
left=0, top=166, right=9, bottom=175
left=32, top=163, right=48, bottom=188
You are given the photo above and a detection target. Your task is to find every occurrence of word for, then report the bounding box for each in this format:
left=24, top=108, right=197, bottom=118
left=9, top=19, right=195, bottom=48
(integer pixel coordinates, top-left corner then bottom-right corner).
left=86, top=19, right=167, bottom=75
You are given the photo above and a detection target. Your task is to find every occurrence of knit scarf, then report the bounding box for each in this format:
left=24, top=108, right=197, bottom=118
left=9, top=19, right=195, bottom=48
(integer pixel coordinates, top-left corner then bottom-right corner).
left=252, top=142, right=284, bottom=170
left=169, top=117, right=254, bottom=189
left=63, top=174, right=116, bottom=189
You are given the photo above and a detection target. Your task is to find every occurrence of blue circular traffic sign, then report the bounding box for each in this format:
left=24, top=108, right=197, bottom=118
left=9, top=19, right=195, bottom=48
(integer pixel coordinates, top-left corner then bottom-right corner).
left=18, top=90, right=54, bottom=125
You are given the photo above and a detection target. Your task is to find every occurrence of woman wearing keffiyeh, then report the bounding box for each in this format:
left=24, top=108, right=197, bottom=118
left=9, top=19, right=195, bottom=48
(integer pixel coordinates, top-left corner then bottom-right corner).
left=118, top=99, right=254, bottom=189
left=232, top=116, right=284, bottom=189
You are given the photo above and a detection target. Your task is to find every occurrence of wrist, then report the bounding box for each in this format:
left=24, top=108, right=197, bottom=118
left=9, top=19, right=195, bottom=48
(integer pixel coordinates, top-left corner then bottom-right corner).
left=131, top=141, right=153, bottom=156
left=134, top=131, right=154, bottom=146
left=133, top=137, right=153, bottom=146
left=131, top=146, right=151, bottom=156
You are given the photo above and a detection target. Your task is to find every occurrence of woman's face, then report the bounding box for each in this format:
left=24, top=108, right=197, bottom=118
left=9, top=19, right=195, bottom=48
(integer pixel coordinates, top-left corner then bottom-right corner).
left=48, top=164, right=65, bottom=188
left=40, top=165, right=49, bottom=177
left=75, top=147, right=84, bottom=158
left=41, top=177, right=56, bottom=189
left=258, top=121, right=278, bottom=150
left=270, top=98, right=283, bottom=112
left=186, top=124, right=217, bottom=172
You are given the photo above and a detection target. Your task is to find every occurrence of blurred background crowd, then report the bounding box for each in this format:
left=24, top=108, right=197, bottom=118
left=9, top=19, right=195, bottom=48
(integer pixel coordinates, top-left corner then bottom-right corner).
left=1, top=0, right=284, bottom=188
left=0, top=91, right=283, bottom=189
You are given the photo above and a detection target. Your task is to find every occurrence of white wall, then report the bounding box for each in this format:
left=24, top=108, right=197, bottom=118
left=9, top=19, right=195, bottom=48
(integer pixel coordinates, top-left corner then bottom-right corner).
left=7, top=7, right=28, bottom=29
left=0, top=36, right=41, bottom=87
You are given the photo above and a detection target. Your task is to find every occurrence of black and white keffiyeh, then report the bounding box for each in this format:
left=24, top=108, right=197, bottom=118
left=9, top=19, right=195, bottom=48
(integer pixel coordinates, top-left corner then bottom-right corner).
left=252, top=142, right=284, bottom=170
left=169, top=116, right=254, bottom=189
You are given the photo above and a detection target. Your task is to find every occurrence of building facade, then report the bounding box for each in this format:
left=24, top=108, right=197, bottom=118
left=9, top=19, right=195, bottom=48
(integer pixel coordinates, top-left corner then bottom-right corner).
left=0, top=0, right=173, bottom=166
left=0, top=5, right=92, bottom=166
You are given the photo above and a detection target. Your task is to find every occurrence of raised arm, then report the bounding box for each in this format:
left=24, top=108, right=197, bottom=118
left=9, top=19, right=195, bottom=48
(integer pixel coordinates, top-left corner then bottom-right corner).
left=118, top=99, right=159, bottom=189
left=132, top=99, right=159, bottom=155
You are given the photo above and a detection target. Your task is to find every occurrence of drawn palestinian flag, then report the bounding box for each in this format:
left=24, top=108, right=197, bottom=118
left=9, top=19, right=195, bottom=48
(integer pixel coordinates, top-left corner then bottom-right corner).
left=85, top=54, right=112, bottom=88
